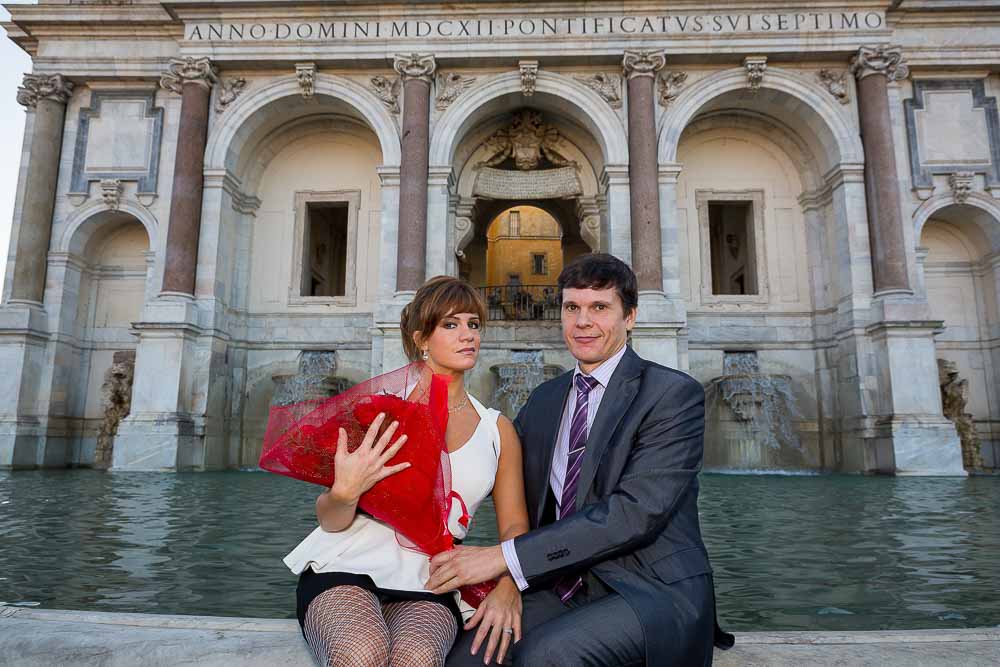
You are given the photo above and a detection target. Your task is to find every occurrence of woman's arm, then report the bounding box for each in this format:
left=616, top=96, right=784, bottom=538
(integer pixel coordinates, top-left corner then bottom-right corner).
left=461, top=415, right=530, bottom=664
left=492, top=414, right=530, bottom=543
left=315, top=414, right=410, bottom=532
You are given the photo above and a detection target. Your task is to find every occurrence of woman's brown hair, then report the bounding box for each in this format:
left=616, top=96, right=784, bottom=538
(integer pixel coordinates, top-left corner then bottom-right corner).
left=400, top=276, right=487, bottom=362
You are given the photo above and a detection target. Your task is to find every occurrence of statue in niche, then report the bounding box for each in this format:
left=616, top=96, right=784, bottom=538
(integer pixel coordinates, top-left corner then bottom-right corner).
left=938, top=358, right=984, bottom=470
left=93, top=350, right=136, bottom=469
left=478, top=110, right=575, bottom=171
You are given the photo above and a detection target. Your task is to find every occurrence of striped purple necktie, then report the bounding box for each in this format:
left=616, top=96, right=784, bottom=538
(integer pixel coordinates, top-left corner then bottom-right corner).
left=554, top=373, right=600, bottom=602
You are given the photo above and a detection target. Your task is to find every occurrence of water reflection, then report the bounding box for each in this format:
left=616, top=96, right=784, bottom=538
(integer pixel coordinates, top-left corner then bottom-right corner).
left=1, top=470, right=998, bottom=631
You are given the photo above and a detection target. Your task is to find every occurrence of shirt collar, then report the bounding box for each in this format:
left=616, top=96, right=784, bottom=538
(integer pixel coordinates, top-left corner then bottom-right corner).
left=573, top=342, right=628, bottom=389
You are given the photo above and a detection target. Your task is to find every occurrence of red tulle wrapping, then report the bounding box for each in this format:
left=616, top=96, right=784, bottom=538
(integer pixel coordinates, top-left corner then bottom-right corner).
left=260, top=362, right=496, bottom=606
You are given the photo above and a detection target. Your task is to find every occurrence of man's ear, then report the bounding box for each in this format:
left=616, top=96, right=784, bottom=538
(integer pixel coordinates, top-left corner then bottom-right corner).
left=624, top=306, right=637, bottom=331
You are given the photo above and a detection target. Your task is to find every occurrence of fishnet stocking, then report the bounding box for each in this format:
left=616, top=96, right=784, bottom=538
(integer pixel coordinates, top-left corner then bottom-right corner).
left=303, top=585, right=457, bottom=667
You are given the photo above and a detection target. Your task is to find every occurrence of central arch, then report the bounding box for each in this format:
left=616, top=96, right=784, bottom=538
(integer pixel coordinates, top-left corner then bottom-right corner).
left=430, top=71, right=628, bottom=167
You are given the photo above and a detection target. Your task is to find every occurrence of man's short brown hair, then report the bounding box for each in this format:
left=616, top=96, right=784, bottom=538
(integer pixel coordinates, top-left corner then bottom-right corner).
left=400, top=276, right=487, bottom=361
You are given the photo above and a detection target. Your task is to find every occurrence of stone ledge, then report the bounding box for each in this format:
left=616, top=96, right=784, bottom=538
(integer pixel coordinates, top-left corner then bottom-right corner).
left=1, top=608, right=998, bottom=666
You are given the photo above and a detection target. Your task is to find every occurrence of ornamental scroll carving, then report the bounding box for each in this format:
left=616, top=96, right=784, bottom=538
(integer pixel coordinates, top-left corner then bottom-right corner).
left=16, top=73, right=74, bottom=107
left=744, top=56, right=767, bottom=92
left=519, top=61, right=539, bottom=96
left=622, top=50, right=666, bottom=80
left=159, top=57, right=217, bottom=94
left=394, top=53, right=437, bottom=81
left=850, top=45, right=909, bottom=81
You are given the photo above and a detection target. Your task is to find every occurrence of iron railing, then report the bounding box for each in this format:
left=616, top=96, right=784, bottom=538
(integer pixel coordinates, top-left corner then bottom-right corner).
left=477, top=285, right=561, bottom=321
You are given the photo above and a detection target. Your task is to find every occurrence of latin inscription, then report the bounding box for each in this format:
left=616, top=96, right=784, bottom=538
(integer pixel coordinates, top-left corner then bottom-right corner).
left=186, top=12, right=886, bottom=42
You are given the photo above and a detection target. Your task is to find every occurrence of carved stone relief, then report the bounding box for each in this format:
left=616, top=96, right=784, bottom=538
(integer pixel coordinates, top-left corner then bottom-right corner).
left=519, top=60, right=539, bottom=96
left=435, top=72, right=475, bottom=111
left=93, top=350, right=135, bottom=470
left=370, top=75, right=401, bottom=113
left=657, top=71, right=688, bottom=109
left=159, top=57, right=217, bottom=94
left=938, top=358, right=984, bottom=470
left=576, top=73, right=622, bottom=109
left=744, top=56, right=767, bottom=92
left=817, top=69, right=850, bottom=104
left=295, top=63, right=316, bottom=99
left=215, top=77, right=247, bottom=113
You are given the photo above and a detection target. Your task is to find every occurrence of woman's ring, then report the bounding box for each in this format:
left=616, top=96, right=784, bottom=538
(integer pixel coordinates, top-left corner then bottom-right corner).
left=502, top=628, right=513, bottom=635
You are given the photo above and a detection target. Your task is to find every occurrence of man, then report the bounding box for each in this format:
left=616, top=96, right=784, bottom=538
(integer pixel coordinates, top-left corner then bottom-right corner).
left=430, top=253, right=733, bottom=665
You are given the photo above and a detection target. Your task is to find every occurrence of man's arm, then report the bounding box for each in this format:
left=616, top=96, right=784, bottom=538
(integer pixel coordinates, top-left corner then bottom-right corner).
left=511, top=375, right=704, bottom=587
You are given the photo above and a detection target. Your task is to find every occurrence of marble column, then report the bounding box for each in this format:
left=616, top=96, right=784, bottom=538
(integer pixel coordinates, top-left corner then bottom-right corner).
left=10, top=74, right=74, bottom=304
left=622, top=50, right=666, bottom=291
left=158, top=57, right=216, bottom=296
left=850, top=45, right=911, bottom=295
left=394, top=53, right=436, bottom=292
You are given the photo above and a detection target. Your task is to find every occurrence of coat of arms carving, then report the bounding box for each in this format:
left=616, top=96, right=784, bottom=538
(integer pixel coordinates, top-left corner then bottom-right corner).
left=478, top=110, right=575, bottom=171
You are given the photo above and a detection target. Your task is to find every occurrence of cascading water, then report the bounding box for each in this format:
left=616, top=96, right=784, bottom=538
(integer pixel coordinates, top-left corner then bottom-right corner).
left=271, top=351, right=352, bottom=407
left=490, top=351, right=562, bottom=418
left=704, top=351, right=806, bottom=471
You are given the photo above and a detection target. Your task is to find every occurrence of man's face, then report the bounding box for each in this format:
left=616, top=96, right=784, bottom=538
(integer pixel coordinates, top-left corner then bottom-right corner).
left=561, top=286, right=636, bottom=371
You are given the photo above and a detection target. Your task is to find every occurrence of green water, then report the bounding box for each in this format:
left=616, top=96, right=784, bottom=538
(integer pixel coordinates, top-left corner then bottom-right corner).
left=1, top=470, right=997, bottom=631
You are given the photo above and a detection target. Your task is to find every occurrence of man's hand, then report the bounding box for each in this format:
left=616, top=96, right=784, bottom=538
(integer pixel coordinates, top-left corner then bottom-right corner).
left=426, top=545, right=508, bottom=594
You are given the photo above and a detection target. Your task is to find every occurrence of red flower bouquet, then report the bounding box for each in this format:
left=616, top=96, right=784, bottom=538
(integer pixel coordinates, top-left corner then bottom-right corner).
left=260, top=362, right=495, bottom=607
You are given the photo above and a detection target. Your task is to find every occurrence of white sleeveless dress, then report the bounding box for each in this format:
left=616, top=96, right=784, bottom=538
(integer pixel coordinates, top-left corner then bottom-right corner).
left=284, top=394, right=501, bottom=620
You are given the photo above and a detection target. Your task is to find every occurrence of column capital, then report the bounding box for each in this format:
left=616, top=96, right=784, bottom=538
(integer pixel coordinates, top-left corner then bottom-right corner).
left=159, top=57, right=218, bottom=95
left=622, top=50, right=666, bottom=80
left=850, top=45, right=909, bottom=82
left=393, top=53, right=436, bottom=82
left=16, top=73, right=74, bottom=108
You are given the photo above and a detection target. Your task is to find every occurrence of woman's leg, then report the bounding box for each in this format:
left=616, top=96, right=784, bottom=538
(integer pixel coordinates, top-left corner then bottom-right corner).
left=302, top=585, right=390, bottom=667
left=382, top=599, right=458, bottom=667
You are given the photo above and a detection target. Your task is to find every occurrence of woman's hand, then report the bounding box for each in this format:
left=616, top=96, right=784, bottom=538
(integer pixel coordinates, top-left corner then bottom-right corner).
left=316, top=413, right=409, bottom=531
left=329, top=413, right=410, bottom=504
left=464, top=576, right=522, bottom=665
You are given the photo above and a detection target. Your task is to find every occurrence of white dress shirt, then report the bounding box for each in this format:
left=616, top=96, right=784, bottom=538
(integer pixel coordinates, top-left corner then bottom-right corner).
left=501, top=343, right=628, bottom=591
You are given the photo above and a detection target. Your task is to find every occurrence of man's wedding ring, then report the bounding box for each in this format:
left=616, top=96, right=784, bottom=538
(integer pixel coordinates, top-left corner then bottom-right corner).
left=502, top=628, right=513, bottom=635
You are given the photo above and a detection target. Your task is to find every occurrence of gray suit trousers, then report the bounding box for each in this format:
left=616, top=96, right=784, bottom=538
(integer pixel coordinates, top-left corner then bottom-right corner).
left=447, top=585, right=644, bottom=667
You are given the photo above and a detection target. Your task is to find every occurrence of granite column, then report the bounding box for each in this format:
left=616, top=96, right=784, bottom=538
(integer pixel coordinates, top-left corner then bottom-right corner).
left=623, top=50, right=666, bottom=291
left=159, top=57, right=216, bottom=296
left=850, top=45, right=911, bottom=295
left=10, top=74, right=74, bottom=304
left=394, top=53, right=436, bottom=292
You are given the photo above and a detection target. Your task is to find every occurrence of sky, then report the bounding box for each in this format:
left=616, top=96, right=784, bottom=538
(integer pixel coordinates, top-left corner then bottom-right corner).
left=0, top=3, right=33, bottom=295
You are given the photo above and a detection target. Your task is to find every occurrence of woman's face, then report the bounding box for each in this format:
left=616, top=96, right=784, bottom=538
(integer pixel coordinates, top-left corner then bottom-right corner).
left=418, top=311, right=481, bottom=373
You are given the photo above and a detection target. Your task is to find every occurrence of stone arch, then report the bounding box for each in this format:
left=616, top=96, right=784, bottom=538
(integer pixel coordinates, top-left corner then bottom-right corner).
left=659, top=66, right=864, bottom=170
left=204, top=74, right=402, bottom=176
left=57, top=200, right=158, bottom=256
left=913, top=192, right=1000, bottom=250
left=430, top=70, right=628, bottom=167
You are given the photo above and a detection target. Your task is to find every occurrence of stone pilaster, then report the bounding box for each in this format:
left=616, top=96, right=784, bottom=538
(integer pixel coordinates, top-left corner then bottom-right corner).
left=394, top=53, right=436, bottom=292
left=850, top=45, right=911, bottom=295
left=9, top=74, right=74, bottom=304
left=159, top=57, right=216, bottom=296
left=622, top=50, right=665, bottom=292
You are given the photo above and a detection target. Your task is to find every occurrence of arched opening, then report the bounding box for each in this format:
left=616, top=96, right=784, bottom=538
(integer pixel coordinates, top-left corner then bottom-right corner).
left=69, top=212, right=151, bottom=467
left=669, top=78, right=855, bottom=473
left=452, top=108, right=603, bottom=321
left=920, top=204, right=1000, bottom=470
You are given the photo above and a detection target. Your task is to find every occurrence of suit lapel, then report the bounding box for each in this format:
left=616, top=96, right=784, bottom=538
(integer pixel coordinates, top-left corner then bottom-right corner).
left=575, top=347, right=644, bottom=512
left=532, top=372, right=572, bottom=525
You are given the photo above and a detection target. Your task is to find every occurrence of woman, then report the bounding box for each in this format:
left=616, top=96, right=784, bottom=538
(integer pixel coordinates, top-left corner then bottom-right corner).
left=284, top=276, right=530, bottom=666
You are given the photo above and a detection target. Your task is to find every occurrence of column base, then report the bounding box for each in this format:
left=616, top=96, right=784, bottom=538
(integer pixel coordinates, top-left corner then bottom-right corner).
left=631, top=291, right=686, bottom=369
left=870, top=416, right=967, bottom=476
left=111, top=415, right=200, bottom=471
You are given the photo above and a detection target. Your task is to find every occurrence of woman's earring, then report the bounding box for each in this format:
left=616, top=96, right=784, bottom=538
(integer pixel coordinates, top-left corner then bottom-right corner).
left=422, top=349, right=429, bottom=361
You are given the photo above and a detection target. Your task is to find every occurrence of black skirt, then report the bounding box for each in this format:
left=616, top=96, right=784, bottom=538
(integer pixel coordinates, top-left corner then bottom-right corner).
left=296, top=567, right=464, bottom=634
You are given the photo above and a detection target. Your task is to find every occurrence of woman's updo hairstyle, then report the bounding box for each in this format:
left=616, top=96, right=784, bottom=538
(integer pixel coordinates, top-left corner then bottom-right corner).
left=400, top=276, right=487, bottom=362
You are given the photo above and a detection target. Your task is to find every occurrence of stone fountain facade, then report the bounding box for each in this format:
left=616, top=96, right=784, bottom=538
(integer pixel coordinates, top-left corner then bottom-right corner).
left=2, top=2, right=998, bottom=475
